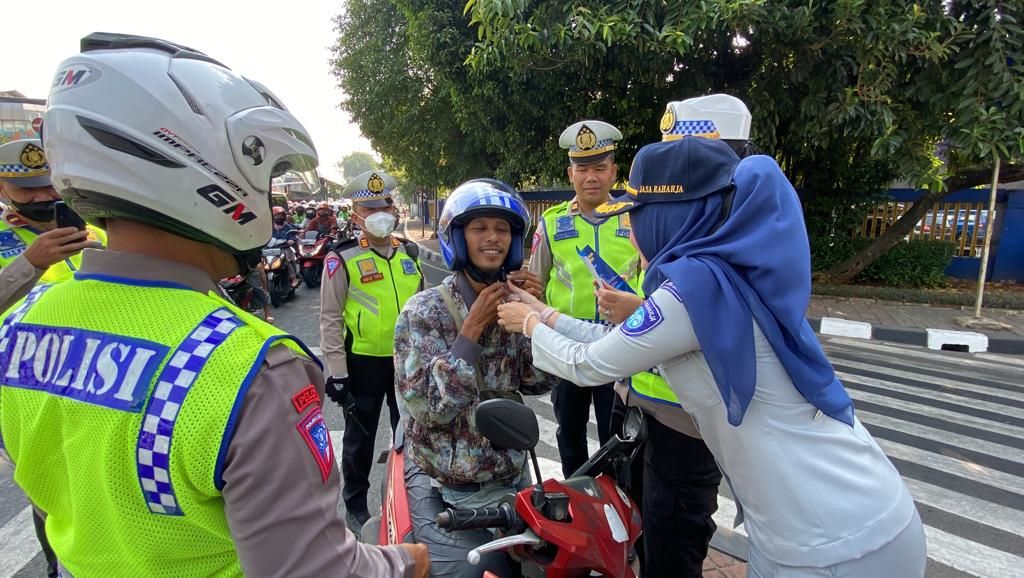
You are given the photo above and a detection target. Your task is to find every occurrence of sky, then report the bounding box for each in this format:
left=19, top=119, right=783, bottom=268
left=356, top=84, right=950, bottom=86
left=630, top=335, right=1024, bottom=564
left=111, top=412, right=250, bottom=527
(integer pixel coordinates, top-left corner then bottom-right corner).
left=1, top=0, right=373, bottom=182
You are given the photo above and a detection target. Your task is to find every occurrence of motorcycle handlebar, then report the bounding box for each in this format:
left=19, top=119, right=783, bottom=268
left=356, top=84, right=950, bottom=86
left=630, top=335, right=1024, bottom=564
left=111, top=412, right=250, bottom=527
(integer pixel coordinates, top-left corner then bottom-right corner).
left=436, top=503, right=518, bottom=532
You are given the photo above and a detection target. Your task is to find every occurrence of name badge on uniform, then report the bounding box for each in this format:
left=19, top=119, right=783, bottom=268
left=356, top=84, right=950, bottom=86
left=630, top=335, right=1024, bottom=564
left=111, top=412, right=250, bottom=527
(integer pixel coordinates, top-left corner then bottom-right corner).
left=553, top=215, right=578, bottom=241
left=401, top=259, right=417, bottom=275
left=0, top=230, right=27, bottom=259
left=357, top=258, right=384, bottom=283
left=615, top=214, right=631, bottom=238
left=620, top=300, right=664, bottom=337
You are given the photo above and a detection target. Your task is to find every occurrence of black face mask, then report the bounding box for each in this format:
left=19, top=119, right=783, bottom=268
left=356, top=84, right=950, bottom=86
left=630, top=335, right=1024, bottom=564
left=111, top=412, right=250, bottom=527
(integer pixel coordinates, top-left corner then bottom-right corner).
left=10, top=199, right=57, bottom=223
left=273, top=217, right=286, bottom=225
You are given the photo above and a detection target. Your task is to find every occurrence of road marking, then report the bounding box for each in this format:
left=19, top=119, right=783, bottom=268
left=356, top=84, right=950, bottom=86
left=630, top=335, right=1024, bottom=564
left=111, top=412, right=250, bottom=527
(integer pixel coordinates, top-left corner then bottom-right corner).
left=847, top=389, right=1024, bottom=438
left=874, top=437, right=1024, bottom=496
left=0, top=506, right=40, bottom=577
left=924, top=523, right=1024, bottom=578
left=837, top=371, right=1024, bottom=419
left=857, top=409, right=1024, bottom=463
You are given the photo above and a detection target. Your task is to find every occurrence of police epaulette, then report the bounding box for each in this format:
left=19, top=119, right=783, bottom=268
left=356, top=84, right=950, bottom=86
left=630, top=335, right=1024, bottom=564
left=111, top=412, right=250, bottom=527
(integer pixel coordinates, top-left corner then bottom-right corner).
left=394, top=236, right=419, bottom=261
left=330, top=236, right=359, bottom=254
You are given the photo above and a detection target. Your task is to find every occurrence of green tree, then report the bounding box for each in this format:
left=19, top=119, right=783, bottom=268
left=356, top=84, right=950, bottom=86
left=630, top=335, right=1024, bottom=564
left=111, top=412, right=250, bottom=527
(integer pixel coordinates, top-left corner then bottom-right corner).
left=337, top=151, right=379, bottom=182
left=464, top=0, right=1024, bottom=282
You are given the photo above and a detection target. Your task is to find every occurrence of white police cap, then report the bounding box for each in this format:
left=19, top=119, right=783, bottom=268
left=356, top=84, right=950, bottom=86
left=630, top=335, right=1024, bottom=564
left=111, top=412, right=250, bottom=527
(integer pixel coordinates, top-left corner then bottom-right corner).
left=0, top=139, right=51, bottom=188
left=660, top=94, right=751, bottom=141
left=343, top=171, right=397, bottom=208
left=558, top=120, right=622, bottom=164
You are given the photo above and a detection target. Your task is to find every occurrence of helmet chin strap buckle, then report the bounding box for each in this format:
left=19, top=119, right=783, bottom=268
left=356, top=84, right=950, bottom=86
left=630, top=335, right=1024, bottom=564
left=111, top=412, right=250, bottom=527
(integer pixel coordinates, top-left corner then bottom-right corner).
left=465, top=263, right=506, bottom=285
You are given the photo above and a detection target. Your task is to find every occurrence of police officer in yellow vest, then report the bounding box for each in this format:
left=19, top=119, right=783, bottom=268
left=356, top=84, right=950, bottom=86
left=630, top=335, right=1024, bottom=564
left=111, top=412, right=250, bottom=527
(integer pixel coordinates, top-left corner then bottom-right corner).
left=529, top=120, right=640, bottom=477
left=319, top=170, right=423, bottom=535
left=0, top=33, right=427, bottom=578
left=0, top=139, right=106, bottom=313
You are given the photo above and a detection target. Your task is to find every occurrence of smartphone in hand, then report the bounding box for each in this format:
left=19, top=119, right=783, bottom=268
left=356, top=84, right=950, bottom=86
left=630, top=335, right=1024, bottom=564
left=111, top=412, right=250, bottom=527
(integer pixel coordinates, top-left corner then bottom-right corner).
left=54, top=201, right=87, bottom=231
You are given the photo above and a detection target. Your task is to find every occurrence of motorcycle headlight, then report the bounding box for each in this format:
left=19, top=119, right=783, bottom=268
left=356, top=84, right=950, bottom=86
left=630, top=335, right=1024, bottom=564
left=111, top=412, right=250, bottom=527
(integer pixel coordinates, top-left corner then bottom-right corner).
left=271, top=258, right=282, bottom=269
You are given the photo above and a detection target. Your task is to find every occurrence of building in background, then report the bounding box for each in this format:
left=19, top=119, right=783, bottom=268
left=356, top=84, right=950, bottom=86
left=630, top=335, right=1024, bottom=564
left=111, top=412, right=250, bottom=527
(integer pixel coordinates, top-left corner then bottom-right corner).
left=0, top=91, right=45, bottom=143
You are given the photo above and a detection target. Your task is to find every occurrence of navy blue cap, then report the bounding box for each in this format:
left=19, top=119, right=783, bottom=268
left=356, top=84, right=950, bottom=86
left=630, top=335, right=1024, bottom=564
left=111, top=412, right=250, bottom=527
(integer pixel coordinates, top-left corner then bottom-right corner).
left=594, top=137, right=739, bottom=217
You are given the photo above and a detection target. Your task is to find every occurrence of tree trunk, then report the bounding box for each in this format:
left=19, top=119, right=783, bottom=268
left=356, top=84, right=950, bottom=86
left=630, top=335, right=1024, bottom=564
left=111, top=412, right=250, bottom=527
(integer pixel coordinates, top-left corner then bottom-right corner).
left=822, top=163, right=1024, bottom=285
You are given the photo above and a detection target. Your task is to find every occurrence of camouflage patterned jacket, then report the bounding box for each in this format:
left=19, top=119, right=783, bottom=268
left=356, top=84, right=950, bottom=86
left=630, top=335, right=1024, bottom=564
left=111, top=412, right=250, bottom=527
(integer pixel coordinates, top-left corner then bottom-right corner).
left=394, top=273, right=559, bottom=486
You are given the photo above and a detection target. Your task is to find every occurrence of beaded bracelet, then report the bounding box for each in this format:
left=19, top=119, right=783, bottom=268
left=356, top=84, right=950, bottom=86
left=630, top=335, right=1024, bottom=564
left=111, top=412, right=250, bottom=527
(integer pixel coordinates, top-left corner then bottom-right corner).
left=523, top=311, right=540, bottom=336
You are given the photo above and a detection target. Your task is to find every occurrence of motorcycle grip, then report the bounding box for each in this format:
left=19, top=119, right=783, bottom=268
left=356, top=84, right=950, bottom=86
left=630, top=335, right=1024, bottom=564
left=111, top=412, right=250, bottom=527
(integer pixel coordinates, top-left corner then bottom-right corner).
left=436, top=503, right=517, bottom=531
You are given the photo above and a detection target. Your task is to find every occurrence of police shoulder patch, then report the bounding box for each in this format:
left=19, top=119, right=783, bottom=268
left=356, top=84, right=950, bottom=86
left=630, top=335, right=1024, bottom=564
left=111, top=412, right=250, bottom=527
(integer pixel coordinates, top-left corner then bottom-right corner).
left=619, top=299, right=664, bottom=337
left=296, top=408, right=335, bottom=483
left=325, top=255, right=341, bottom=279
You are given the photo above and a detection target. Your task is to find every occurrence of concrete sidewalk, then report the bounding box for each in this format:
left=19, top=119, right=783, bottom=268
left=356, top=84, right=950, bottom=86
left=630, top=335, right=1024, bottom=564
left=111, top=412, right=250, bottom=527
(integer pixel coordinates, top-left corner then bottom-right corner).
left=402, top=219, right=1024, bottom=354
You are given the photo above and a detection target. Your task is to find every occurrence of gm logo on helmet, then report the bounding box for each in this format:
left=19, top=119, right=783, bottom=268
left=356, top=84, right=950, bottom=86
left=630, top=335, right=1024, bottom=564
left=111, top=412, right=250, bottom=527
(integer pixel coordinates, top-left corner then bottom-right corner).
left=197, top=184, right=257, bottom=225
left=52, top=65, right=101, bottom=92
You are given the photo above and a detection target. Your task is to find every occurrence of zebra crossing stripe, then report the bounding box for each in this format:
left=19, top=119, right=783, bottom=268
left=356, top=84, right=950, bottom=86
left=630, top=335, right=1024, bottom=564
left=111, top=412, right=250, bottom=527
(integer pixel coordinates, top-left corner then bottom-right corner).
left=923, top=524, right=1024, bottom=578
left=856, top=410, right=1024, bottom=463
left=838, top=371, right=1024, bottom=418
left=0, top=506, right=39, bottom=576
left=832, top=358, right=1024, bottom=401
left=874, top=438, right=1024, bottom=496
left=847, top=389, right=1024, bottom=438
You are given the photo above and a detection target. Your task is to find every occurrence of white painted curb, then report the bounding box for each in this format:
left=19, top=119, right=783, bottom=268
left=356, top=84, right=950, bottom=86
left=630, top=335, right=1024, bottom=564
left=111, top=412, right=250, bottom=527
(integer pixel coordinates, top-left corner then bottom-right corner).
left=926, top=329, right=989, bottom=353
left=820, top=317, right=873, bottom=340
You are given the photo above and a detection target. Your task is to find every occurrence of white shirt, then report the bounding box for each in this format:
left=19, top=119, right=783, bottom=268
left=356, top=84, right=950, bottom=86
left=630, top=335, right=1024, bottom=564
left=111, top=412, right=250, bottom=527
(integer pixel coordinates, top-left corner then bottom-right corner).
left=532, top=284, right=917, bottom=567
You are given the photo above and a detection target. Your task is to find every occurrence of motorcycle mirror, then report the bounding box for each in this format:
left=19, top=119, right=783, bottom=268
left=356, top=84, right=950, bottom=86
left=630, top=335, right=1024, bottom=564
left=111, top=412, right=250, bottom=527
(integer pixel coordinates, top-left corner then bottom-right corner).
left=622, top=407, right=647, bottom=442
left=475, top=399, right=539, bottom=451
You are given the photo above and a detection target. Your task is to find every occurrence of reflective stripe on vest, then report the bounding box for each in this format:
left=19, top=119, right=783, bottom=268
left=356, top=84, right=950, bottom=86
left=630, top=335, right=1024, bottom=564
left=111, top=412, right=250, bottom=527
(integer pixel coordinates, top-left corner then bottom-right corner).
left=341, top=242, right=421, bottom=357
left=0, top=221, right=107, bottom=284
left=542, top=203, right=638, bottom=320
left=629, top=370, right=681, bottom=407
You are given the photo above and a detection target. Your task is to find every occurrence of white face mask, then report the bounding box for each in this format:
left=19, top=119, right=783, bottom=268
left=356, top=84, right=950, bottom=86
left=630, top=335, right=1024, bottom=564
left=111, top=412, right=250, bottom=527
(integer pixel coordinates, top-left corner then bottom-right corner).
left=362, top=212, right=397, bottom=238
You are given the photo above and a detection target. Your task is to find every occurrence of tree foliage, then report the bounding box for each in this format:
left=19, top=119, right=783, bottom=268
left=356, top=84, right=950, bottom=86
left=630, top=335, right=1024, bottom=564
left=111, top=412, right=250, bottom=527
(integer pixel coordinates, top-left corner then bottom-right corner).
left=337, top=151, right=379, bottom=182
left=333, top=0, right=1023, bottom=279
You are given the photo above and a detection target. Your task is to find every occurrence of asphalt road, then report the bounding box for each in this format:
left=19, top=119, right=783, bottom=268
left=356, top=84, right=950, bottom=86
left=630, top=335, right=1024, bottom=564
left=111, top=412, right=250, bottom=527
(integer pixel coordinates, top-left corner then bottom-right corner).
left=3, top=258, right=1023, bottom=577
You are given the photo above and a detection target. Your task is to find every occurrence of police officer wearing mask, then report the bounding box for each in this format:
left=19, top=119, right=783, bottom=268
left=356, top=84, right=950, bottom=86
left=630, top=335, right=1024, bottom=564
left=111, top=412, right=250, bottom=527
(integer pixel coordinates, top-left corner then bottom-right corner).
left=0, top=33, right=427, bottom=577
left=529, top=120, right=641, bottom=477
left=0, top=139, right=106, bottom=312
left=319, top=170, right=424, bottom=535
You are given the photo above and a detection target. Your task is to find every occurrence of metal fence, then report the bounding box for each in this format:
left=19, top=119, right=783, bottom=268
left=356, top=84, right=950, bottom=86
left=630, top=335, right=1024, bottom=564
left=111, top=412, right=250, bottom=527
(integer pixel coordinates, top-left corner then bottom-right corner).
left=857, top=200, right=990, bottom=257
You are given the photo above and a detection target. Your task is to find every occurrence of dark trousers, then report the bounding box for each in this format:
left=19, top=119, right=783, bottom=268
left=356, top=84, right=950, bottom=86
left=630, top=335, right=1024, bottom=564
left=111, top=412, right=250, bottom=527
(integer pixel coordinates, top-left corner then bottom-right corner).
left=610, top=395, right=723, bottom=577
left=341, top=351, right=400, bottom=519
left=31, top=509, right=58, bottom=578
left=551, top=378, right=616, bottom=478
left=642, top=415, right=722, bottom=578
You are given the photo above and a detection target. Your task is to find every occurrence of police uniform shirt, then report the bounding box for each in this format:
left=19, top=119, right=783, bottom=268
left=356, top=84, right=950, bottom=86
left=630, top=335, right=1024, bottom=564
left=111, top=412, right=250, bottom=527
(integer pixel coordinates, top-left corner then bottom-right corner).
left=0, top=245, right=44, bottom=312
left=65, top=250, right=414, bottom=576
left=528, top=198, right=638, bottom=291
left=318, top=233, right=424, bottom=377
left=527, top=283, right=917, bottom=568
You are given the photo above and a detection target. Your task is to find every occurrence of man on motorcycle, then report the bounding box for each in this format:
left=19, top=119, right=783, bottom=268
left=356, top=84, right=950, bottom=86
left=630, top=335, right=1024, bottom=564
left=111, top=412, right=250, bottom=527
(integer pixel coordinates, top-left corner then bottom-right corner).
left=319, top=170, right=424, bottom=536
left=0, top=32, right=428, bottom=578
left=304, top=201, right=338, bottom=236
left=393, top=179, right=559, bottom=578
left=271, top=206, right=301, bottom=287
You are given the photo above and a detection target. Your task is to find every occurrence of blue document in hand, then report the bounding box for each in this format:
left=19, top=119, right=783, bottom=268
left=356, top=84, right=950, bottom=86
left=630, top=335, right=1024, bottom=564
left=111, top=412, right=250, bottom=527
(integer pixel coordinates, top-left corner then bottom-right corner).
left=577, top=245, right=635, bottom=294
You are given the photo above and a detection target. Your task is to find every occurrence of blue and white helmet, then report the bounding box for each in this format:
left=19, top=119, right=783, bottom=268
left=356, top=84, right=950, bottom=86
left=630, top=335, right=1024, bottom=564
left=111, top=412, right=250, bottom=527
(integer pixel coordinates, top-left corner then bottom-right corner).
left=438, top=179, right=531, bottom=271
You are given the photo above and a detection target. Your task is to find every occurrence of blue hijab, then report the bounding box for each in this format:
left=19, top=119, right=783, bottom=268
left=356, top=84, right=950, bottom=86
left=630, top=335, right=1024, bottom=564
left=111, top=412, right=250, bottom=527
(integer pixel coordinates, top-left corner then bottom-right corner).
left=630, top=139, right=854, bottom=426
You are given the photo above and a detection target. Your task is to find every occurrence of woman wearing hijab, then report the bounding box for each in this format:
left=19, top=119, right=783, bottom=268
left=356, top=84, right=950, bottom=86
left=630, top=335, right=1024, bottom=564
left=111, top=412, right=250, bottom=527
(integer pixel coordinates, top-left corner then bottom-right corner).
left=496, top=135, right=926, bottom=577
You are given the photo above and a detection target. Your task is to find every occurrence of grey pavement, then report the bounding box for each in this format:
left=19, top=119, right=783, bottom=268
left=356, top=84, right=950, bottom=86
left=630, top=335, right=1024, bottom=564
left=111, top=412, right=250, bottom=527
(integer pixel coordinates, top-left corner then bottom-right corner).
left=3, top=249, right=1024, bottom=577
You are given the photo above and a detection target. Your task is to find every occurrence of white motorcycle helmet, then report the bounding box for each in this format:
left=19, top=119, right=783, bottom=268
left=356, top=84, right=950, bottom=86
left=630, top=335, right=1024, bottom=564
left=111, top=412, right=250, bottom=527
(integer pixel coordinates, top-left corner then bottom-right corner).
left=44, top=32, right=319, bottom=260
left=660, top=94, right=752, bottom=142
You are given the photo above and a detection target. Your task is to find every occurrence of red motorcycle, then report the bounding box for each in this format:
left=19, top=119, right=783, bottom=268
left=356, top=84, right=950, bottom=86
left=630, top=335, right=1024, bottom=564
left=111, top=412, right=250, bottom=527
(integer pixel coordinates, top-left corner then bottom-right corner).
left=297, top=229, right=337, bottom=288
left=363, top=399, right=645, bottom=578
